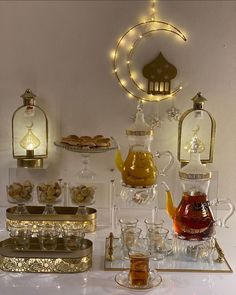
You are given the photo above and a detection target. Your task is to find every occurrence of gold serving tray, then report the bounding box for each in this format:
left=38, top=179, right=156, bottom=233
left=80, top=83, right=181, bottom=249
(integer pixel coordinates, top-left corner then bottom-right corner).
left=0, top=237, right=92, bottom=273
left=104, top=237, right=233, bottom=273
left=6, top=206, right=97, bottom=233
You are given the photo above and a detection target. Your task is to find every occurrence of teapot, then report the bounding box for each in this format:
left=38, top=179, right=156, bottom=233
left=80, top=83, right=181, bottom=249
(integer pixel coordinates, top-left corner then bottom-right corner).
left=115, top=104, right=174, bottom=188
left=162, top=150, right=235, bottom=241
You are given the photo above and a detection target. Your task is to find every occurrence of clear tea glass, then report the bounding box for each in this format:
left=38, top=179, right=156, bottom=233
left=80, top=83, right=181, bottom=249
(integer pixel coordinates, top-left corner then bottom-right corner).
left=144, top=217, right=164, bottom=231
left=129, top=250, right=150, bottom=287
left=9, top=224, right=32, bottom=250
left=121, top=227, right=142, bottom=259
left=119, top=217, right=138, bottom=229
left=147, top=227, right=169, bottom=260
left=38, top=224, right=59, bottom=251
left=63, top=224, right=85, bottom=251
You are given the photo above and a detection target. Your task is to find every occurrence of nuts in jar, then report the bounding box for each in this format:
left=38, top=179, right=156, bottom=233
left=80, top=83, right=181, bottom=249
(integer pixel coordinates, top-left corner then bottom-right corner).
left=37, top=181, right=62, bottom=204
left=7, top=180, right=33, bottom=203
left=70, top=185, right=96, bottom=206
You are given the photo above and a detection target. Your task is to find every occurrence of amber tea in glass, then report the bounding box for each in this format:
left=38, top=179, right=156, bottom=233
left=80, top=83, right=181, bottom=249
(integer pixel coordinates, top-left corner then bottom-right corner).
left=129, top=251, right=149, bottom=287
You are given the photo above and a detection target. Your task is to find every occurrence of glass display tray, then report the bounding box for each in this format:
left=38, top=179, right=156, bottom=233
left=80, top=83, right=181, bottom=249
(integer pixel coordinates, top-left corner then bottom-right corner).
left=0, top=237, right=92, bottom=273
left=54, top=137, right=118, bottom=153
left=104, top=237, right=233, bottom=273
left=6, top=206, right=97, bottom=233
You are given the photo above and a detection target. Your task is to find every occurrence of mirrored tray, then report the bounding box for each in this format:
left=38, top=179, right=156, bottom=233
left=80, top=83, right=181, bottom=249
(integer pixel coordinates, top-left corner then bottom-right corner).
left=54, top=137, right=118, bottom=153
left=104, top=237, right=233, bottom=273
left=0, top=237, right=92, bottom=273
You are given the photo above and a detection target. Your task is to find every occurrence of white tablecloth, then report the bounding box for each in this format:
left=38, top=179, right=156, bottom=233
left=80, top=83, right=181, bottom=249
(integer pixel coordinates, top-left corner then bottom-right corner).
left=0, top=208, right=235, bottom=295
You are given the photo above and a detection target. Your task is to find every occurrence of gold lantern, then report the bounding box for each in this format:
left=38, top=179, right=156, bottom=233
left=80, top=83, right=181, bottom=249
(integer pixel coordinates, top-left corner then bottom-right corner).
left=12, top=89, right=48, bottom=168
left=177, top=92, right=216, bottom=166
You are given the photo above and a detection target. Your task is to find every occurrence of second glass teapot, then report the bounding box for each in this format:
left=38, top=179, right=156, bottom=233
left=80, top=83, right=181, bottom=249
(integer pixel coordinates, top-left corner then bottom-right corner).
left=163, top=150, right=235, bottom=241
left=115, top=103, right=173, bottom=188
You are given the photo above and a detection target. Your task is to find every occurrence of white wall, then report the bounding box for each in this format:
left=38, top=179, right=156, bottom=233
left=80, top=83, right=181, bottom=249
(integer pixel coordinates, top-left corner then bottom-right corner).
left=0, top=0, right=236, bottom=209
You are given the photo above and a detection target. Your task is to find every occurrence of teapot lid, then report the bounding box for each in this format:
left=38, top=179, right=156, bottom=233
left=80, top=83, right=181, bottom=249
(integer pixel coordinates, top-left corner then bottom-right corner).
left=179, top=153, right=211, bottom=180
left=126, top=101, right=153, bottom=136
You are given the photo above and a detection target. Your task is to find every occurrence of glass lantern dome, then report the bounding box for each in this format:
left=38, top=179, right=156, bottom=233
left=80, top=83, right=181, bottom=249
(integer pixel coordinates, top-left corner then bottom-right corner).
left=12, top=89, right=48, bottom=168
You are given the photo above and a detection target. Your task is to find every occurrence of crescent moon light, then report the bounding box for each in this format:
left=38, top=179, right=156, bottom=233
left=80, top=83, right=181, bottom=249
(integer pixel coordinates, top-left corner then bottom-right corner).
left=111, top=10, right=187, bottom=102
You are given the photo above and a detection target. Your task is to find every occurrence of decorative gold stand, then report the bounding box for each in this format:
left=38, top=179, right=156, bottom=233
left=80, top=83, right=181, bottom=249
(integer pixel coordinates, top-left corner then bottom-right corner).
left=6, top=206, right=97, bottom=233
left=0, top=238, right=92, bottom=273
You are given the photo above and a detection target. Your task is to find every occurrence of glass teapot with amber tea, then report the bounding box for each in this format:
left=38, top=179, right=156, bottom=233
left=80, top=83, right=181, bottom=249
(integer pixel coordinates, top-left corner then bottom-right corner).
left=115, top=103, right=174, bottom=188
left=163, top=141, right=235, bottom=241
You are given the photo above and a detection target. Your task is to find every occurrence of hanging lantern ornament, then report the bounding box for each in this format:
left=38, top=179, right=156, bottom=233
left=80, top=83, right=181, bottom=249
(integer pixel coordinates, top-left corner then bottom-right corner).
left=12, top=89, right=48, bottom=168
left=177, top=92, right=216, bottom=166
left=111, top=0, right=187, bottom=102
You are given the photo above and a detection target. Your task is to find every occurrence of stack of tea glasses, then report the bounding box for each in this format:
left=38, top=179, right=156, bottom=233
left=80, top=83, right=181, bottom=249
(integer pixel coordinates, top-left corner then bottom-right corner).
left=118, top=217, right=171, bottom=261
left=8, top=222, right=85, bottom=251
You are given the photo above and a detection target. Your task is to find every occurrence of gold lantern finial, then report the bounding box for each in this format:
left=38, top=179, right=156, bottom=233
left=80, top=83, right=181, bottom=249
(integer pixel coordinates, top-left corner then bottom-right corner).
left=20, top=88, right=36, bottom=106
left=192, top=92, right=207, bottom=110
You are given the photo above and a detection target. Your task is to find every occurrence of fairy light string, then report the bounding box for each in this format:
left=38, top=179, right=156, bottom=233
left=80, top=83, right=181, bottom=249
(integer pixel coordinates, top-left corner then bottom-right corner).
left=111, top=0, right=187, bottom=102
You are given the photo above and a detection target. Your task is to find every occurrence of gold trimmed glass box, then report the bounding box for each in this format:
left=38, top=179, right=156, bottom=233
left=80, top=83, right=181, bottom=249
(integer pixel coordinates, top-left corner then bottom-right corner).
left=0, top=237, right=92, bottom=273
left=6, top=206, right=97, bottom=233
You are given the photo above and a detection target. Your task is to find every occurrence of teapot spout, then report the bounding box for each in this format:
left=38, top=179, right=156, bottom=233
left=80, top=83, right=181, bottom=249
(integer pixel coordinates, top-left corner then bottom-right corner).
left=115, top=148, right=124, bottom=172
left=161, top=181, right=176, bottom=219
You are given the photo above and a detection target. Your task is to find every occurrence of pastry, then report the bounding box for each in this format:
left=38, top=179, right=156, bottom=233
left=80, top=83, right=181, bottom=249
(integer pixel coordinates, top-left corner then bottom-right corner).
left=70, top=185, right=96, bottom=205
left=80, top=136, right=92, bottom=141
left=37, top=181, right=62, bottom=204
left=93, top=135, right=104, bottom=140
left=7, top=180, right=33, bottom=202
left=95, top=137, right=111, bottom=147
left=60, top=134, right=111, bottom=149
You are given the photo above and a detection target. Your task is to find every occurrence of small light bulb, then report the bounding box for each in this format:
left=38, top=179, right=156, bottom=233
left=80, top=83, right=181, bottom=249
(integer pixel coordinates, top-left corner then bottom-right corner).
left=120, top=80, right=127, bottom=86
left=138, top=83, right=144, bottom=89
left=128, top=29, right=136, bottom=36
left=20, top=127, right=40, bottom=151
left=130, top=72, right=137, bottom=79
left=110, top=50, right=116, bottom=59
left=139, top=16, right=146, bottom=23
left=119, top=38, right=125, bottom=46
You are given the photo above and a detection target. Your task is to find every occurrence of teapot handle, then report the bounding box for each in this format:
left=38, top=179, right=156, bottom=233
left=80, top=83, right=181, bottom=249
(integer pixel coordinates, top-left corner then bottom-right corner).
left=154, top=151, right=174, bottom=176
left=210, top=198, right=235, bottom=228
